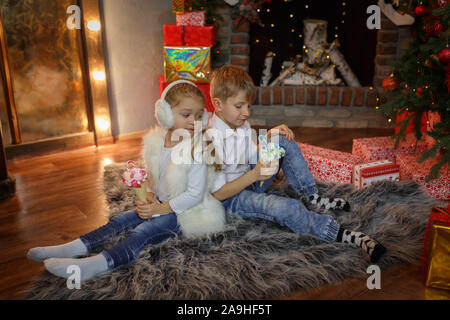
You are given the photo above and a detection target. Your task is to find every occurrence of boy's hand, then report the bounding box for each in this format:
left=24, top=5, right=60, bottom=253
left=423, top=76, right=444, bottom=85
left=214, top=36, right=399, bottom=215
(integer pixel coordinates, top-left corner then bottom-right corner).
left=267, top=124, right=295, bottom=141
left=146, top=192, right=155, bottom=204
left=251, top=158, right=278, bottom=182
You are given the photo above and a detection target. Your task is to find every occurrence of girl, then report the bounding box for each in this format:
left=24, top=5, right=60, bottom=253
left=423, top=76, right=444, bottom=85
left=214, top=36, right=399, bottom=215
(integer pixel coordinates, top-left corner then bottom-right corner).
left=27, top=80, right=226, bottom=281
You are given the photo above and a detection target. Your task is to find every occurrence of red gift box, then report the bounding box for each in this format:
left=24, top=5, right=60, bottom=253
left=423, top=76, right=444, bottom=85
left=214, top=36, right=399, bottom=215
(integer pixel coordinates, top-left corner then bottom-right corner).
left=396, top=154, right=450, bottom=200
left=163, top=24, right=216, bottom=46
left=176, top=11, right=206, bottom=26
left=158, top=74, right=214, bottom=113
left=352, top=136, right=429, bottom=163
left=353, top=160, right=400, bottom=190
left=298, top=143, right=364, bottom=184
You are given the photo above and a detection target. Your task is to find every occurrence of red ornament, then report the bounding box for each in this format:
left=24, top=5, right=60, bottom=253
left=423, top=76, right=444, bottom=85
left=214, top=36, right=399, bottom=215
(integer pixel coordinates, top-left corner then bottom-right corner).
left=426, top=23, right=446, bottom=37
left=415, top=4, right=427, bottom=16
left=434, top=23, right=446, bottom=34
left=415, top=87, right=424, bottom=98
left=438, top=47, right=450, bottom=64
left=382, top=75, right=399, bottom=92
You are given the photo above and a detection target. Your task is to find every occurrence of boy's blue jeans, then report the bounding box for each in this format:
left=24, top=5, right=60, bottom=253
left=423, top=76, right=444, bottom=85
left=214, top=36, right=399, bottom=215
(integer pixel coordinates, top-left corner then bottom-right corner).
left=79, top=209, right=179, bottom=270
left=221, top=134, right=340, bottom=242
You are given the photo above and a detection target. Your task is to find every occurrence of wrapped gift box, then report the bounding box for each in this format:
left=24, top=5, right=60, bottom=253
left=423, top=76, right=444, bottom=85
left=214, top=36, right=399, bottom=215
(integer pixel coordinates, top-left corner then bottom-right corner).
left=158, top=74, right=214, bottom=113
left=176, top=11, right=206, bottom=26
left=164, top=46, right=211, bottom=83
left=172, top=0, right=192, bottom=14
left=421, top=207, right=450, bottom=290
left=163, top=24, right=216, bottom=47
left=353, top=160, right=400, bottom=190
left=298, top=143, right=364, bottom=184
left=425, top=223, right=450, bottom=290
left=352, top=136, right=428, bottom=163
left=396, top=154, right=450, bottom=200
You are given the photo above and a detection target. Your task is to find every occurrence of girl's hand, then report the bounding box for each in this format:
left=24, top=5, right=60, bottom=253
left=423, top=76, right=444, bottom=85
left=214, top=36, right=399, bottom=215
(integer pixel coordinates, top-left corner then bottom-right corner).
left=267, top=124, right=295, bottom=141
left=136, top=201, right=160, bottom=219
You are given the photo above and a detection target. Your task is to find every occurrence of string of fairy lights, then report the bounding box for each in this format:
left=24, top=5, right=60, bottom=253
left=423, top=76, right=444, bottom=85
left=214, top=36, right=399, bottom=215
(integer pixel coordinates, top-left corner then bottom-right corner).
left=254, top=1, right=348, bottom=59
left=252, top=1, right=387, bottom=123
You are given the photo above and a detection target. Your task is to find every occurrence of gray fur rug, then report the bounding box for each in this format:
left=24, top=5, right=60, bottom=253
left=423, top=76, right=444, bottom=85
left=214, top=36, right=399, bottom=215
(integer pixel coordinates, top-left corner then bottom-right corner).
left=25, top=163, right=437, bottom=300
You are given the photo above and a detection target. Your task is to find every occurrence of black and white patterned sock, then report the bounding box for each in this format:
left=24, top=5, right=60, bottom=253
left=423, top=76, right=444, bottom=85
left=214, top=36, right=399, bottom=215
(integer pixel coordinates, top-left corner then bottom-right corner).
left=308, top=193, right=351, bottom=212
left=336, top=228, right=386, bottom=263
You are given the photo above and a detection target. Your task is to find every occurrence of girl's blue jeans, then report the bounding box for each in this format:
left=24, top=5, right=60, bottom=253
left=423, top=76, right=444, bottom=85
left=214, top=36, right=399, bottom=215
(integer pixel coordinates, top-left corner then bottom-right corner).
left=79, top=209, right=179, bottom=270
left=221, top=134, right=340, bottom=242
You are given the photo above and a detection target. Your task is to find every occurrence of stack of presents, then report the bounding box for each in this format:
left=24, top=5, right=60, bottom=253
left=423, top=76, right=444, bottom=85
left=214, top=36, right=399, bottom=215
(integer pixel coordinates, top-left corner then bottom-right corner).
left=159, top=0, right=215, bottom=113
left=297, top=117, right=449, bottom=291
left=298, top=132, right=448, bottom=201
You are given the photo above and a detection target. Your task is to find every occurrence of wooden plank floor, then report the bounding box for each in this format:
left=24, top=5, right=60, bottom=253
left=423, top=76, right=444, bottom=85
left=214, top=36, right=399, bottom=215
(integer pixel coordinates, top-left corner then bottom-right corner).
left=1, top=127, right=449, bottom=300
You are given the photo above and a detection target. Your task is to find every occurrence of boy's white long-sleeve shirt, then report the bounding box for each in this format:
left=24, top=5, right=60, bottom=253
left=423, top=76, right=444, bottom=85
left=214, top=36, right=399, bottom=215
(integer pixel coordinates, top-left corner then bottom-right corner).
left=208, top=114, right=258, bottom=194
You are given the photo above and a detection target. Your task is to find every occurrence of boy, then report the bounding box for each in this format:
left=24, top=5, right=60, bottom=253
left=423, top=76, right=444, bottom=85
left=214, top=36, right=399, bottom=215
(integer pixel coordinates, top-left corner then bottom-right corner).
left=207, top=65, right=386, bottom=263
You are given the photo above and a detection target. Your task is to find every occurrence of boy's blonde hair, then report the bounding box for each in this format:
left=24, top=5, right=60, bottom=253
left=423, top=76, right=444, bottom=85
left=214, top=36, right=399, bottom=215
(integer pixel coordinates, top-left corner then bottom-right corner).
left=165, top=83, right=206, bottom=109
left=210, top=65, right=256, bottom=104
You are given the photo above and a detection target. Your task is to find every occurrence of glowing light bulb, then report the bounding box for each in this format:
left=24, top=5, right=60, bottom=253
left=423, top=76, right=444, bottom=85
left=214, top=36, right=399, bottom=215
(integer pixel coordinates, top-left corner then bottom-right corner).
left=93, top=71, right=105, bottom=81
left=87, top=20, right=101, bottom=31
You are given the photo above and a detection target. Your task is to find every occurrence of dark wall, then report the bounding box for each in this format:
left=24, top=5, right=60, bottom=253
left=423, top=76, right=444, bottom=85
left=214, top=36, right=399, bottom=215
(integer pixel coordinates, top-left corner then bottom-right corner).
left=249, top=0, right=378, bottom=86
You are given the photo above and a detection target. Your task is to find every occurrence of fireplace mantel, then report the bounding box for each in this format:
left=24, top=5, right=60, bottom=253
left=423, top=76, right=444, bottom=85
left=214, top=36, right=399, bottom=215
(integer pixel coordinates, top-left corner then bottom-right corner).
left=211, top=4, right=412, bottom=129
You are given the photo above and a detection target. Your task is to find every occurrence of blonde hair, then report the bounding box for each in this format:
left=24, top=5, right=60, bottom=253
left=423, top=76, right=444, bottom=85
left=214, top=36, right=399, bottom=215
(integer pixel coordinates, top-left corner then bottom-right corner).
left=210, top=65, right=257, bottom=104
left=165, top=83, right=206, bottom=108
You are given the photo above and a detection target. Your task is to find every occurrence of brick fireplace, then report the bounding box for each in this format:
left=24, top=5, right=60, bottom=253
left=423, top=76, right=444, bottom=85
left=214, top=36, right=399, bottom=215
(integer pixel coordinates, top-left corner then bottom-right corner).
left=211, top=4, right=413, bottom=129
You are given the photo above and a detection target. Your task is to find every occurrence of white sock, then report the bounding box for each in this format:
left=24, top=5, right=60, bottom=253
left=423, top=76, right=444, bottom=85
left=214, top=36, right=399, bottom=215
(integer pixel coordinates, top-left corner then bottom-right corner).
left=308, top=194, right=350, bottom=212
left=44, top=254, right=109, bottom=281
left=337, top=228, right=387, bottom=263
left=27, top=238, right=88, bottom=262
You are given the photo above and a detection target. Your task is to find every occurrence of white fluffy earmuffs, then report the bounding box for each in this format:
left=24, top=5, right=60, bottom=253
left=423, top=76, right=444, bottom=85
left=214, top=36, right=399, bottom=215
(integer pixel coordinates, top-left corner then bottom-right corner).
left=155, top=80, right=210, bottom=129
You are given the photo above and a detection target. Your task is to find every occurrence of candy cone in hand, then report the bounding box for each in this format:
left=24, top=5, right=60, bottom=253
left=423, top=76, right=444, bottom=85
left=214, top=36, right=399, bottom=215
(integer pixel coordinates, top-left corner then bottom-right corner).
left=122, top=160, right=149, bottom=203
left=258, top=135, right=285, bottom=187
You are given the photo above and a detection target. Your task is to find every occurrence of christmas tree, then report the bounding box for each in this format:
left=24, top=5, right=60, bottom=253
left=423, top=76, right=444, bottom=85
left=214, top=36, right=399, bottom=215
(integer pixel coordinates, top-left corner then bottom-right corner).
left=379, top=0, right=450, bottom=181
